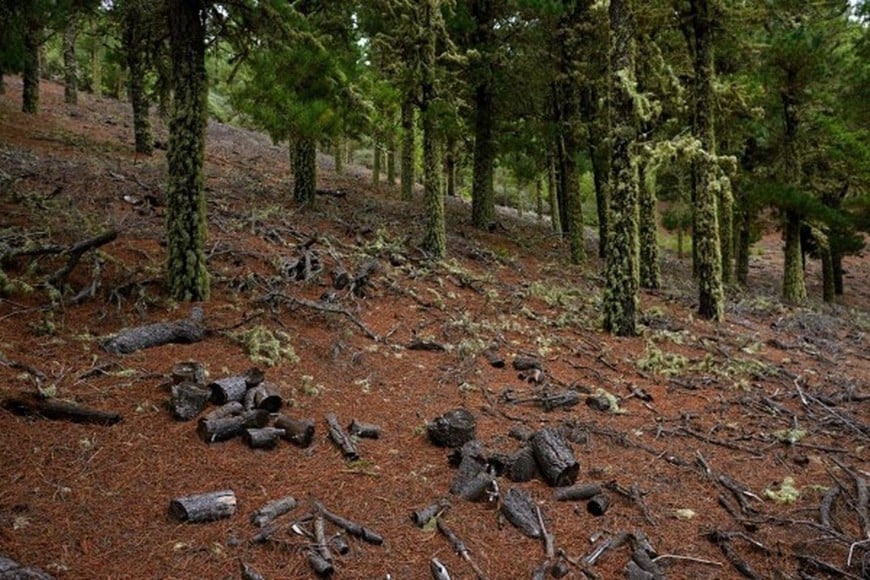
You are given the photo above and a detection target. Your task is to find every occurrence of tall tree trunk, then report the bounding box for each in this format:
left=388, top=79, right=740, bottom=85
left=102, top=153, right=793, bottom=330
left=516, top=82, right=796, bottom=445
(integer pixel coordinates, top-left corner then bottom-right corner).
left=386, top=132, right=396, bottom=185
left=548, top=157, right=561, bottom=233
left=638, top=161, right=660, bottom=289
left=780, top=71, right=806, bottom=303
left=90, top=20, right=103, bottom=98
left=719, top=183, right=734, bottom=284
left=735, top=203, right=751, bottom=286
left=64, top=18, right=78, bottom=105
left=536, top=177, right=544, bottom=221
left=470, top=0, right=496, bottom=229
left=603, top=0, right=639, bottom=336
left=819, top=240, right=834, bottom=303
left=293, top=138, right=316, bottom=204
left=155, top=53, right=171, bottom=119
left=372, top=138, right=381, bottom=186
left=22, top=18, right=40, bottom=114
left=445, top=136, right=456, bottom=197
left=590, top=142, right=611, bottom=259
left=166, top=0, right=209, bottom=301
left=123, top=0, right=153, bottom=155
left=692, top=0, right=724, bottom=320
left=832, top=251, right=844, bottom=295
left=333, top=138, right=343, bottom=174
left=401, top=95, right=415, bottom=201
left=420, top=0, right=445, bottom=259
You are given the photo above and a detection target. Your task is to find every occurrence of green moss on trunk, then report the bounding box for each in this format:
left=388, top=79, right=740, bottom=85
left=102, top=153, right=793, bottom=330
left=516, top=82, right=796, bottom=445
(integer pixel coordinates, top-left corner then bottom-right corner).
left=401, top=96, right=415, bottom=202
left=781, top=210, right=806, bottom=303
left=638, top=162, right=660, bottom=289
left=63, top=19, right=78, bottom=105
left=123, top=1, right=152, bottom=155
left=166, top=0, right=209, bottom=302
left=293, top=137, right=317, bottom=205
left=420, top=0, right=445, bottom=259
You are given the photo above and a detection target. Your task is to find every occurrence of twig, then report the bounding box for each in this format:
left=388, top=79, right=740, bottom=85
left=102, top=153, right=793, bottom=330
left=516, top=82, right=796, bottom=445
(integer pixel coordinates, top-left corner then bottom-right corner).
left=535, top=505, right=555, bottom=559
left=652, top=554, right=722, bottom=567
left=436, top=520, right=490, bottom=580
left=795, top=554, right=861, bottom=579
left=705, top=530, right=759, bottom=579
left=264, top=292, right=382, bottom=342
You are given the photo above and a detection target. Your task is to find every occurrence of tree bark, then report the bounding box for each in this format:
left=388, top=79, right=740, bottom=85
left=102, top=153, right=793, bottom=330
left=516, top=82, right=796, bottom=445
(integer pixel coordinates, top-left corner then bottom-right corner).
left=102, top=307, right=204, bottom=354
left=166, top=0, right=209, bottom=301
left=420, top=1, right=446, bottom=259
left=22, top=17, right=40, bottom=114
left=638, top=160, right=660, bottom=289
left=603, top=0, right=639, bottom=336
left=782, top=210, right=806, bottom=303
left=471, top=0, right=496, bottom=229
left=123, top=0, right=153, bottom=155
left=401, top=94, right=415, bottom=201
left=547, top=157, right=562, bottom=233
left=90, top=20, right=103, bottom=98
left=372, top=138, right=381, bottom=186
left=531, top=427, right=579, bottom=487
left=63, top=17, right=78, bottom=105
left=691, top=0, right=724, bottom=320
left=735, top=203, right=751, bottom=286
left=169, top=490, right=236, bottom=522
left=293, top=137, right=317, bottom=204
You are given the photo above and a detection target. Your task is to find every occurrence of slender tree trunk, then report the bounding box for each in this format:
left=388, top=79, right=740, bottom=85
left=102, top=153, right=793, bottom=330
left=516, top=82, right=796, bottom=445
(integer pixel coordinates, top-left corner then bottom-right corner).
left=819, top=241, right=834, bottom=303
left=536, top=177, right=544, bottom=221
left=333, top=138, right=343, bottom=174
left=590, top=143, right=610, bottom=259
left=548, top=157, right=561, bottom=233
left=22, top=18, right=41, bottom=114
left=386, top=131, right=396, bottom=185
left=445, top=137, right=456, bottom=197
left=719, top=183, right=734, bottom=284
left=692, top=0, right=724, bottom=321
left=470, top=0, right=496, bottom=229
left=372, top=138, right=381, bottom=186
left=420, top=0, right=445, bottom=258
left=638, top=161, right=660, bottom=289
left=293, top=138, right=316, bottom=204
left=832, top=251, right=844, bottom=295
left=166, top=0, right=209, bottom=301
left=400, top=96, right=415, bottom=201
left=90, top=21, right=103, bottom=98
left=64, top=18, right=78, bottom=105
left=782, top=210, right=806, bottom=303
left=735, top=204, right=751, bottom=286
left=603, top=0, right=639, bottom=336
left=124, top=1, right=153, bottom=155
left=155, top=53, right=171, bottom=119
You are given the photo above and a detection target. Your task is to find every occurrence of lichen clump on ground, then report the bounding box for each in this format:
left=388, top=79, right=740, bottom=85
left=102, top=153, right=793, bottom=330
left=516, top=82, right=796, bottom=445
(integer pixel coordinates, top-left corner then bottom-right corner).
left=231, top=326, right=300, bottom=367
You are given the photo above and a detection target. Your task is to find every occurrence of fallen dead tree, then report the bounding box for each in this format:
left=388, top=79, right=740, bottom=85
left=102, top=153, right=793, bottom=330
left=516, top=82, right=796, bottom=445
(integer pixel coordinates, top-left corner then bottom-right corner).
left=102, top=307, right=205, bottom=354
left=2, top=393, right=122, bottom=425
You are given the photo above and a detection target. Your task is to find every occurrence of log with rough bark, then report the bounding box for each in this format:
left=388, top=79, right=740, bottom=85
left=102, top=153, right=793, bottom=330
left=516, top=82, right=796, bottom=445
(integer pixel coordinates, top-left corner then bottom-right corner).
left=501, top=488, right=542, bottom=538
left=587, top=493, right=610, bottom=516
left=315, top=502, right=384, bottom=545
left=553, top=483, right=601, bottom=502
left=449, top=441, right=491, bottom=501
left=0, top=556, right=55, bottom=580
left=2, top=394, right=122, bottom=425
left=538, top=390, right=580, bottom=411
left=102, top=307, right=205, bottom=354
left=243, top=427, right=285, bottom=449
left=306, top=549, right=333, bottom=577
left=171, top=361, right=205, bottom=385
left=513, top=355, right=541, bottom=371
left=169, top=490, right=236, bottom=522
left=197, top=410, right=269, bottom=443
left=411, top=498, right=451, bottom=527
left=505, top=446, right=538, bottom=482
left=250, top=495, right=298, bottom=527
left=209, top=375, right=249, bottom=405
left=274, top=415, right=315, bottom=447
left=203, top=401, right=244, bottom=421
left=325, top=412, right=359, bottom=460
left=244, top=367, right=265, bottom=387
left=169, top=382, right=209, bottom=420
left=427, top=408, right=476, bottom=448
left=239, top=560, right=265, bottom=580
left=348, top=419, right=381, bottom=439
left=531, top=428, right=579, bottom=487
left=243, top=383, right=282, bottom=412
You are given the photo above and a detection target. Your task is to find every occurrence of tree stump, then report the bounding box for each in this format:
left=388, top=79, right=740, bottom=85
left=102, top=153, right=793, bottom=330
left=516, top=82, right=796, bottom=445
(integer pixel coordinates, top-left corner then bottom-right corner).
left=169, top=382, right=209, bottom=420
left=274, top=415, right=315, bottom=447
left=427, top=408, right=476, bottom=448
left=243, top=383, right=282, bottom=412
left=531, top=428, right=579, bottom=487
left=169, top=490, right=236, bottom=522
left=209, top=375, right=248, bottom=405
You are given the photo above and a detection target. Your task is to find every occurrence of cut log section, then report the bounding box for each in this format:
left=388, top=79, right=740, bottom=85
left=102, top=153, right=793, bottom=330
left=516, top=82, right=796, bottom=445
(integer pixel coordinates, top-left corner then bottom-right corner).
left=501, top=488, right=542, bottom=538
left=169, top=382, right=209, bottom=421
left=2, top=395, right=122, bottom=425
left=250, top=495, right=298, bottom=527
left=171, top=361, right=205, bottom=385
left=505, top=446, right=538, bottom=483
left=274, top=415, right=315, bottom=447
left=102, top=307, right=205, bottom=354
left=325, top=413, right=359, bottom=460
left=427, top=408, right=476, bottom=448
left=243, top=382, right=282, bottom=412
left=553, top=483, right=601, bottom=501
left=197, top=410, right=269, bottom=443
left=411, top=498, right=451, bottom=527
left=245, top=367, right=265, bottom=388
left=587, top=493, right=610, bottom=516
left=203, top=401, right=244, bottom=422
left=243, top=427, right=286, bottom=449
left=209, top=375, right=249, bottom=405
left=348, top=419, right=381, bottom=439
left=169, top=490, right=236, bottom=522
left=531, top=428, right=579, bottom=487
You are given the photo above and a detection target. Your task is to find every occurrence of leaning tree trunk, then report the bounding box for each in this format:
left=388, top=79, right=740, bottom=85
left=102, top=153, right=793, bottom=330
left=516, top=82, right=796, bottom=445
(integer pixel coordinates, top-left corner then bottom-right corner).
left=293, top=137, right=317, bottom=205
left=692, top=0, right=724, bottom=321
left=22, top=18, right=41, bottom=114
left=420, top=0, right=446, bottom=259
left=166, top=0, right=209, bottom=301
left=124, top=0, right=153, bottom=155
left=400, top=95, right=416, bottom=201
left=64, top=18, right=78, bottom=105
left=603, top=0, right=639, bottom=337
left=638, top=160, right=660, bottom=289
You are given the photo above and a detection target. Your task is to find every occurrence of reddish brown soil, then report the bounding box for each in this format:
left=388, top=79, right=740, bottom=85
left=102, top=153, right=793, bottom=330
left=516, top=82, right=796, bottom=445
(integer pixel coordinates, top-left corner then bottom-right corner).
left=1, top=77, right=868, bottom=580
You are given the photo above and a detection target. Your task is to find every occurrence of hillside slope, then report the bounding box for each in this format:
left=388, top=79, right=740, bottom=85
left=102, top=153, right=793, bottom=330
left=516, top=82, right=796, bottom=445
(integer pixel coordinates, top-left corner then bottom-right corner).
left=1, top=77, right=868, bottom=579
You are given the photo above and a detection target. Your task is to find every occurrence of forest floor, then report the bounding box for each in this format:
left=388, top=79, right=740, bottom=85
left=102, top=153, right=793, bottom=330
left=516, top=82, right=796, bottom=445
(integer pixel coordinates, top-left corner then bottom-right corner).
left=0, top=77, right=868, bottom=580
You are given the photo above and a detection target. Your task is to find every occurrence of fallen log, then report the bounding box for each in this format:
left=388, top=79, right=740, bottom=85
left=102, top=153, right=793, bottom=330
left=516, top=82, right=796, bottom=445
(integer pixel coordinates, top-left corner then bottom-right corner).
left=243, top=427, right=285, bottom=449
left=427, top=408, right=476, bottom=448
left=326, top=413, right=359, bottom=460
left=169, top=382, right=209, bottom=420
left=251, top=495, right=298, bottom=527
left=209, top=375, right=249, bottom=405
left=553, top=483, right=601, bottom=502
left=538, top=390, right=580, bottom=411
left=316, top=502, right=384, bottom=545
left=513, top=356, right=541, bottom=371
left=306, top=549, right=333, bottom=577
left=102, top=307, right=205, bottom=354
left=531, top=428, right=579, bottom=487
left=2, top=395, right=121, bottom=425
left=501, top=488, right=542, bottom=538
left=274, top=415, right=315, bottom=447
left=169, top=490, right=236, bottom=522
left=197, top=410, right=269, bottom=443
left=348, top=419, right=381, bottom=439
